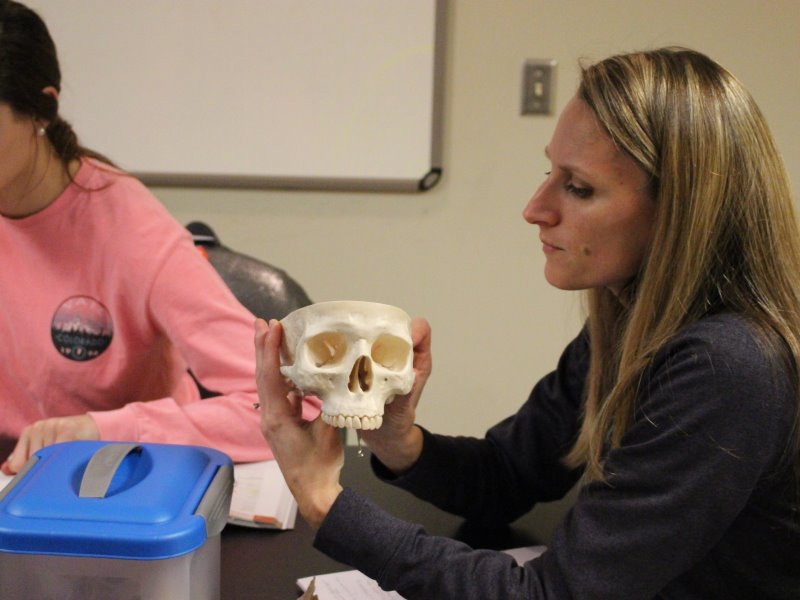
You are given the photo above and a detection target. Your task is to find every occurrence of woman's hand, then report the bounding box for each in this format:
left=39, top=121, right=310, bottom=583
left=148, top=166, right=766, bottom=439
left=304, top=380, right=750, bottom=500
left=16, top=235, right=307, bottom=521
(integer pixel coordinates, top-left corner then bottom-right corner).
left=1, top=415, right=99, bottom=475
left=255, top=318, right=344, bottom=528
left=360, top=317, right=432, bottom=474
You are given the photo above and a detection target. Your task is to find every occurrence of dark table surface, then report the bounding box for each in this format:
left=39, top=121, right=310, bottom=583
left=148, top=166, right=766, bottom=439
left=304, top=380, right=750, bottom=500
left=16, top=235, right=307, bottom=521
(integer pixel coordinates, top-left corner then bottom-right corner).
left=0, top=440, right=575, bottom=600
left=221, top=446, right=576, bottom=600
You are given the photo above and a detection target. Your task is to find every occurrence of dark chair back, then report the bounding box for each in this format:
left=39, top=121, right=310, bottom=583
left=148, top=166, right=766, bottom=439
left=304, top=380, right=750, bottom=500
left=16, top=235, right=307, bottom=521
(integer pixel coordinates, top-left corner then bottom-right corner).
left=186, top=221, right=312, bottom=321
left=186, top=221, right=313, bottom=399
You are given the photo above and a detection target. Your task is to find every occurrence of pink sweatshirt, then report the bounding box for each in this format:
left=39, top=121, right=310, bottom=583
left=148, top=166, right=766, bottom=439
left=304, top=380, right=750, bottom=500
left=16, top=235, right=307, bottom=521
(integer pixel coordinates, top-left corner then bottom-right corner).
left=0, top=159, right=318, bottom=462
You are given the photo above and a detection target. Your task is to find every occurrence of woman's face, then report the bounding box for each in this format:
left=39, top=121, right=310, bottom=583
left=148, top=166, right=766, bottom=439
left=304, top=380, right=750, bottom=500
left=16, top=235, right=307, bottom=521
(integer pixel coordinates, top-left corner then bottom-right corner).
left=0, top=102, right=44, bottom=216
left=0, top=99, right=68, bottom=218
left=523, top=94, right=655, bottom=295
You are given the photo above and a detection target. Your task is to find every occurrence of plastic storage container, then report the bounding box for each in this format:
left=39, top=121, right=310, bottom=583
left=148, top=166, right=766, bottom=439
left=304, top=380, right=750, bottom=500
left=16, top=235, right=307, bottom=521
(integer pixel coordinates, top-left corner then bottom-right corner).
left=0, top=441, right=233, bottom=600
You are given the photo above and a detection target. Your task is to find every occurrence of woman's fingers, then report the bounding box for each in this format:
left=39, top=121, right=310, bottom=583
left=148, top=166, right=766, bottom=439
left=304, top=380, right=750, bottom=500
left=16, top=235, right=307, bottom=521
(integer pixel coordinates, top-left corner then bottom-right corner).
left=4, top=416, right=100, bottom=474
left=254, top=319, right=297, bottom=421
left=410, top=317, right=432, bottom=384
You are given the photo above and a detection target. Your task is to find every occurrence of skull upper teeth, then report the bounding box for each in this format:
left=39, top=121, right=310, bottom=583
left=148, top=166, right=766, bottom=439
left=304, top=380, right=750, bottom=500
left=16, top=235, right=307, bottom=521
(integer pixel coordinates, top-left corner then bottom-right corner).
left=321, top=412, right=383, bottom=430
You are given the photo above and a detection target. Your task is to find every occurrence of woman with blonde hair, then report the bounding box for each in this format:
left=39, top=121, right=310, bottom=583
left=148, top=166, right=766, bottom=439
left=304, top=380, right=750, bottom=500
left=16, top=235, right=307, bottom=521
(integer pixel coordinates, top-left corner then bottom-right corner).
left=256, top=47, right=800, bottom=599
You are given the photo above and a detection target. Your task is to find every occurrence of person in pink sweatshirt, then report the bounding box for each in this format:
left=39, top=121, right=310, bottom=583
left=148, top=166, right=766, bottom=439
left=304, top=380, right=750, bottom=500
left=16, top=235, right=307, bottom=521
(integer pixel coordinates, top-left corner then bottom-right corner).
left=0, top=0, right=319, bottom=474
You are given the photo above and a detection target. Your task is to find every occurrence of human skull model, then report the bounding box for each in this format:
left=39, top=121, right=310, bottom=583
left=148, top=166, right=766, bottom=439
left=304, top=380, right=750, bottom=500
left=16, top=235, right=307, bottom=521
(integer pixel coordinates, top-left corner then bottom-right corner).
left=280, top=301, right=414, bottom=430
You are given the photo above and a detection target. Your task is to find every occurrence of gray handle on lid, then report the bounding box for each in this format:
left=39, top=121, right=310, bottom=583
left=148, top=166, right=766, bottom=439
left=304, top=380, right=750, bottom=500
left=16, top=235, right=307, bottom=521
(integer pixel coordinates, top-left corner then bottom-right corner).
left=79, top=443, right=142, bottom=498
left=195, top=463, right=234, bottom=537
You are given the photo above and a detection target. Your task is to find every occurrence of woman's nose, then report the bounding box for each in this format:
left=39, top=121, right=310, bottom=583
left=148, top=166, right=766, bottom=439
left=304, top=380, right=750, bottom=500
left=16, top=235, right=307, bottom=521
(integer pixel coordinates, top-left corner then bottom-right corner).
left=522, top=180, right=559, bottom=226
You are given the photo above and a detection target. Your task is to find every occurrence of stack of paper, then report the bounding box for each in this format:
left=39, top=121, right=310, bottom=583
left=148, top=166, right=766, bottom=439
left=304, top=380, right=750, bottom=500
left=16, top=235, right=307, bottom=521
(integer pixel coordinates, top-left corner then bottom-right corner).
left=228, top=460, right=298, bottom=529
left=297, top=572, right=404, bottom=599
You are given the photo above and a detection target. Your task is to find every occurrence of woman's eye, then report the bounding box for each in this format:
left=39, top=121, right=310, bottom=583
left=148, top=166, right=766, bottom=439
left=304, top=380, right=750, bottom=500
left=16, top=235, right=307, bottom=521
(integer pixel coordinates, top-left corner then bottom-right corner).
left=565, top=182, right=592, bottom=199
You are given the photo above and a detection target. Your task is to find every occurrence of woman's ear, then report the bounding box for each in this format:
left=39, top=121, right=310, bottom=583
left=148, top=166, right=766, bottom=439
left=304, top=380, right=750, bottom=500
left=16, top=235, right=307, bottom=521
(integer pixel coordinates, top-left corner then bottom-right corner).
left=36, top=86, right=60, bottom=133
left=41, top=86, right=59, bottom=101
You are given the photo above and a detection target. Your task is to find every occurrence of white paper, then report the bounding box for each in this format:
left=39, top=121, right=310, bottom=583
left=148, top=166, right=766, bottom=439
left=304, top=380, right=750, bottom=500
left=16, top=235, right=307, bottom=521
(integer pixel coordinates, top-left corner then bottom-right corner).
left=297, top=570, right=404, bottom=600
left=228, top=460, right=298, bottom=529
left=296, top=545, right=547, bottom=599
left=503, top=544, right=547, bottom=564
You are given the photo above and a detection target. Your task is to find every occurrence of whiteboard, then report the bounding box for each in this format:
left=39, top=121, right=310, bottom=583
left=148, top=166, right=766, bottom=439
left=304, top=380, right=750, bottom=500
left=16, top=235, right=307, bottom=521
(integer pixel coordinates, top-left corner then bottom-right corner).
left=31, top=0, right=446, bottom=192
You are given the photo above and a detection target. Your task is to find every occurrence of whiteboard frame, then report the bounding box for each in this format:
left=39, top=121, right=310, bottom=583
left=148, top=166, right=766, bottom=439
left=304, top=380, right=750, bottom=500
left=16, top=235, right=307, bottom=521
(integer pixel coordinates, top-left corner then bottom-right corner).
left=138, top=0, right=447, bottom=193
left=39, top=0, right=447, bottom=193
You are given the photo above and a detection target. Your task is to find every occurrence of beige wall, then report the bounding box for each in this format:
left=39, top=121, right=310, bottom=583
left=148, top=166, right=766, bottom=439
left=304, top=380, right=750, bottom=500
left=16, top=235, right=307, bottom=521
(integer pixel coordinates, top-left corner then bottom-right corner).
left=157, top=1, right=800, bottom=439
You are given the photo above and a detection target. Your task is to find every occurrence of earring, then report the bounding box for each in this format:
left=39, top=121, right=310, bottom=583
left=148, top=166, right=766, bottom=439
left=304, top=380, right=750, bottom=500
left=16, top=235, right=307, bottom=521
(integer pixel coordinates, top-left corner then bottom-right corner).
left=37, top=127, right=46, bottom=137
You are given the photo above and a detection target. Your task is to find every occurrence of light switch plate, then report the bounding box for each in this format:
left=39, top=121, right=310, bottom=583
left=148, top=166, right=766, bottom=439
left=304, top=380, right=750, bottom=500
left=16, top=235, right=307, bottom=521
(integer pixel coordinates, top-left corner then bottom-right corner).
left=521, top=59, right=556, bottom=115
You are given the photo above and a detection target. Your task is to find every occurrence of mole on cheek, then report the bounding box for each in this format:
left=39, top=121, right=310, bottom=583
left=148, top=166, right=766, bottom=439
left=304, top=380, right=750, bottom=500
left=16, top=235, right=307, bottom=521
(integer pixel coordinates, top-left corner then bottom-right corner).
left=581, top=246, right=592, bottom=256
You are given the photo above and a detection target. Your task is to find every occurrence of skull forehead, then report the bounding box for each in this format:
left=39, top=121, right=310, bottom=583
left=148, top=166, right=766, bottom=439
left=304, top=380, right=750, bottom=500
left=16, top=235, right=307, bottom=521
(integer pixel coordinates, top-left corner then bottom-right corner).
left=303, top=315, right=406, bottom=340
left=283, top=301, right=411, bottom=350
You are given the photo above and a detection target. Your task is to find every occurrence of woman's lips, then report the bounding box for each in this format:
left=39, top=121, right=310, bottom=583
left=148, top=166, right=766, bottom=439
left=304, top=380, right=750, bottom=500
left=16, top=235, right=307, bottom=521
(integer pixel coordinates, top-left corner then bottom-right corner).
left=540, top=238, right=562, bottom=253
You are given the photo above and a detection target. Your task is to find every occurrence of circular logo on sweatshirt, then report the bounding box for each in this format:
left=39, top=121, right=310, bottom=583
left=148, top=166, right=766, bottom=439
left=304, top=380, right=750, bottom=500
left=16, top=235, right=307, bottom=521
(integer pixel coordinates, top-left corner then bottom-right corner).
left=51, top=296, right=114, bottom=361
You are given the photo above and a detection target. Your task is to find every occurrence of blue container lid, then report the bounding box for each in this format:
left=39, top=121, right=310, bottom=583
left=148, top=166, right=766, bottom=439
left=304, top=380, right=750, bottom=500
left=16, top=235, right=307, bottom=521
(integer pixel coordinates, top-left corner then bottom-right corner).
left=0, top=441, right=232, bottom=560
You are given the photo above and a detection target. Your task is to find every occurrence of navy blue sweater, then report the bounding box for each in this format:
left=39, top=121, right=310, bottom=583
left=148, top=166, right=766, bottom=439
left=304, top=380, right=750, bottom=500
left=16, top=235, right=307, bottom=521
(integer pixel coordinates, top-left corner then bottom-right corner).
left=315, top=313, right=800, bottom=599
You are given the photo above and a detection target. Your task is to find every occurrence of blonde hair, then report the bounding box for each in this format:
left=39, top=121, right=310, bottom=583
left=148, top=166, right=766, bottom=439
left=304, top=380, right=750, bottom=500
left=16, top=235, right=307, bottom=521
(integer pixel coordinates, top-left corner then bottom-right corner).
left=564, top=48, right=800, bottom=481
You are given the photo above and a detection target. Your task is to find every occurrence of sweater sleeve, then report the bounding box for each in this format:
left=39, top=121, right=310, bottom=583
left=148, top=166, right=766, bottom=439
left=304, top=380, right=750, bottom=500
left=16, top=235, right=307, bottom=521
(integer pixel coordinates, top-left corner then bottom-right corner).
left=90, top=238, right=320, bottom=462
left=373, top=327, right=589, bottom=525
left=314, top=316, right=797, bottom=599
left=315, top=488, right=553, bottom=600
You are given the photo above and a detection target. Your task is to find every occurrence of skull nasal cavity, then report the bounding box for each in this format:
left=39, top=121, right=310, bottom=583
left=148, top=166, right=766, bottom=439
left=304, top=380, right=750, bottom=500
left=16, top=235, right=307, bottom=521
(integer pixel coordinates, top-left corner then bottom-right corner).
left=348, top=356, right=373, bottom=393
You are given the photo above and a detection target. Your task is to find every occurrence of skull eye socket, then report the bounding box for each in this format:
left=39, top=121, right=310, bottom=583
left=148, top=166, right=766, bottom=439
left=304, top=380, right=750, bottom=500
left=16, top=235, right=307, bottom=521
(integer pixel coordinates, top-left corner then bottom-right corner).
left=371, top=334, right=411, bottom=371
left=305, top=332, right=347, bottom=367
